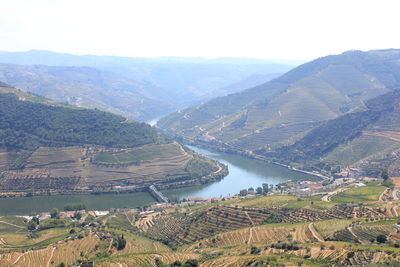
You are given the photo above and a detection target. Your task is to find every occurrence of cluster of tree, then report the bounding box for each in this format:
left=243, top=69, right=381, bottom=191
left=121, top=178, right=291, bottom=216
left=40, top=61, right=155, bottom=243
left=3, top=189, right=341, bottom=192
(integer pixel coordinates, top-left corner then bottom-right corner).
left=63, top=202, right=86, bottom=211
left=185, top=153, right=217, bottom=179
left=239, top=183, right=274, bottom=196
left=156, top=259, right=198, bottom=267
left=113, top=234, right=127, bottom=250
left=38, top=218, right=67, bottom=230
left=270, top=241, right=301, bottom=250
left=0, top=93, right=168, bottom=151
left=27, top=216, right=40, bottom=231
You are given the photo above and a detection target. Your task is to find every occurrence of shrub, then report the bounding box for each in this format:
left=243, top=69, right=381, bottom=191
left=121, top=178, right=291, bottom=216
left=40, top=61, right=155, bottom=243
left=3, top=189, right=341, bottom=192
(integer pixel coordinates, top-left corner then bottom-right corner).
left=376, top=234, right=387, bottom=244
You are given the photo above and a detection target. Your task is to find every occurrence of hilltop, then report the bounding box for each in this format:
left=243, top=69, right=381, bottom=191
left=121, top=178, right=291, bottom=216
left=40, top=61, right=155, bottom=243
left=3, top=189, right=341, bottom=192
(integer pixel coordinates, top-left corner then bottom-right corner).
left=0, top=84, right=225, bottom=195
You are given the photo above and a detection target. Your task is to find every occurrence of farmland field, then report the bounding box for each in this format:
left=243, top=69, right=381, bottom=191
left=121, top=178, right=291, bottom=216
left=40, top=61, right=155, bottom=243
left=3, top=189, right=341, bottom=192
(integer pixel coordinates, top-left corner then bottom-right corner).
left=313, top=219, right=353, bottom=238
left=94, top=143, right=184, bottom=164
left=331, top=184, right=385, bottom=203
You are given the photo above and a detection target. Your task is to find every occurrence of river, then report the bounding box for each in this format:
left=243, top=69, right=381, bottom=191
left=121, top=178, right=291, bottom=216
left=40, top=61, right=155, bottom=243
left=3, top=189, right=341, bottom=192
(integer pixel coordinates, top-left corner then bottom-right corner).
left=0, top=146, right=315, bottom=215
left=161, top=145, right=315, bottom=200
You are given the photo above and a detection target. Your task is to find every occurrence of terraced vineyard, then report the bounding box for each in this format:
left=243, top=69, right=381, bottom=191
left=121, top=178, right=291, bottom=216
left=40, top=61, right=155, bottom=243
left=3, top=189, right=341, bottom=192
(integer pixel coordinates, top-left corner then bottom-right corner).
left=0, top=184, right=399, bottom=266
left=96, top=252, right=201, bottom=267
left=144, top=203, right=391, bottom=247
left=49, top=234, right=104, bottom=266
left=187, top=222, right=317, bottom=249
left=146, top=206, right=285, bottom=246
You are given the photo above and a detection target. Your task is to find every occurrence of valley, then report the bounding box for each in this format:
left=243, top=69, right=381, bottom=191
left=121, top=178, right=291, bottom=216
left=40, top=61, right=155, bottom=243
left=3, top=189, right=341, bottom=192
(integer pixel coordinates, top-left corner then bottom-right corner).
left=2, top=1, right=400, bottom=265
left=0, top=145, right=314, bottom=215
left=0, top=84, right=225, bottom=199
left=158, top=49, right=400, bottom=178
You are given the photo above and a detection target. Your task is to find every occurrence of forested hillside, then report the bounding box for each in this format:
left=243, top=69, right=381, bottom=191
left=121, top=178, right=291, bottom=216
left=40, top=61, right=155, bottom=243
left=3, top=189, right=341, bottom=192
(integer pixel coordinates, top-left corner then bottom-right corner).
left=0, top=93, right=165, bottom=151
left=0, top=85, right=224, bottom=193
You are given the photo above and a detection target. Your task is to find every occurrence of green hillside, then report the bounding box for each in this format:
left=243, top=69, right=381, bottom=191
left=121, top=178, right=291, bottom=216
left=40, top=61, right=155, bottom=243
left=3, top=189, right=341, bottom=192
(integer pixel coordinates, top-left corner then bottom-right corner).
left=158, top=49, right=400, bottom=155
left=0, top=85, right=225, bottom=193
left=0, top=92, right=164, bottom=151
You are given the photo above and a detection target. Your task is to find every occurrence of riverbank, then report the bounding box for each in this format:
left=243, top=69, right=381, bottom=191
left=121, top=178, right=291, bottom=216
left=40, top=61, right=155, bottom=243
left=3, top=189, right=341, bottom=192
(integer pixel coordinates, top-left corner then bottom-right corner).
left=0, top=160, right=228, bottom=199
left=0, top=145, right=315, bottom=214
left=185, top=139, right=330, bottom=181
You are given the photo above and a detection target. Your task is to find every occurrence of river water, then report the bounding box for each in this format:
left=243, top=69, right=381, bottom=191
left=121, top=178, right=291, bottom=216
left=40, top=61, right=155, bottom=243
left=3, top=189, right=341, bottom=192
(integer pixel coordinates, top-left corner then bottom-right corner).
left=0, top=146, right=315, bottom=215
left=162, top=146, right=315, bottom=200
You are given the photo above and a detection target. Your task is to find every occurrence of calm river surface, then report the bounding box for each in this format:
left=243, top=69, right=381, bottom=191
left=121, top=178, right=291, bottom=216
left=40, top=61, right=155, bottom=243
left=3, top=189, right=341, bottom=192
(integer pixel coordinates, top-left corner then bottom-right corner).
left=0, top=146, right=315, bottom=215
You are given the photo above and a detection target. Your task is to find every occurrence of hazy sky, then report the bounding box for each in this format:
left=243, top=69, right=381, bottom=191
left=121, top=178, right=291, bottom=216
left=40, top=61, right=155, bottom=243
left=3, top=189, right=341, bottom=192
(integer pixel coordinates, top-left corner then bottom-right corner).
left=1, top=0, right=399, bottom=61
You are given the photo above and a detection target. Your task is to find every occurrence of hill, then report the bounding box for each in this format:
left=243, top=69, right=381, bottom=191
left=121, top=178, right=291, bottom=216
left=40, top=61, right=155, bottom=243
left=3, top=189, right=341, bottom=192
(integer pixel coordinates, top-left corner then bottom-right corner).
left=263, top=89, right=400, bottom=176
left=0, top=180, right=399, bottom=267
left=158, top=49, right=400, bottom=156
left=0, top=50, right=294, bottom=119
left=0, top=84, right=225, bottom=194
left=0, top=63, right=173, bottom=121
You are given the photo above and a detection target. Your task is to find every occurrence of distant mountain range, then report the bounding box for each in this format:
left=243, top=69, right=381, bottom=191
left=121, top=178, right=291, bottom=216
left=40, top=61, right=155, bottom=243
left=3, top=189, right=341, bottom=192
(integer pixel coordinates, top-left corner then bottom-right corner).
left=158, top=49, right=400, bottom=175
left=0, top=63, right=174, bottom=121
left=0, top=50, right=295, bottom=121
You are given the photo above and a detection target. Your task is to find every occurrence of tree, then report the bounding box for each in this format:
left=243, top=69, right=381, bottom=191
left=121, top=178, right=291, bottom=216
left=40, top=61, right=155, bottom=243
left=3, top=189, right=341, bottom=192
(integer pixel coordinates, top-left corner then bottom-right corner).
left=183, top=259, right=199, bottom=267
left=381, top=170, right=389, bottom=181
left=27, top=220, right=37, bottom=231
left=256, top=187, right=263, bottom=194
left=239, top=189, right=248, bottom=196
left=376, top=234, right=387, bottom=244
left=74, top=212, right=82, bottom=220
left=250, top=246, right=260, bottom=254
left=114, top=235, right=126, bottom=250
left=31, top=216, right=40, bottom=225
left=50, top=208, right=60, bottom=219
left=57, top=263, right=66, bottom=267
left=262, top=183, right=269, bottom=194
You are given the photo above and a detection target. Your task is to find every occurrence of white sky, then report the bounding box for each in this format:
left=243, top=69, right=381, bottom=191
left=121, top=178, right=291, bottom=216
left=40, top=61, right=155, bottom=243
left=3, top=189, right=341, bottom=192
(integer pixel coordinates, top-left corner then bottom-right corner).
left=0, top=0, right=399, bottom=61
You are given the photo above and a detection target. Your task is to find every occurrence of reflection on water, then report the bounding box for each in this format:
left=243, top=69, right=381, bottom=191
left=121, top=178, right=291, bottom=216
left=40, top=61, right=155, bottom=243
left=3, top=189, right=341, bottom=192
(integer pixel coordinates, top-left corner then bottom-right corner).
left=162, top=145, right=315, bottom=199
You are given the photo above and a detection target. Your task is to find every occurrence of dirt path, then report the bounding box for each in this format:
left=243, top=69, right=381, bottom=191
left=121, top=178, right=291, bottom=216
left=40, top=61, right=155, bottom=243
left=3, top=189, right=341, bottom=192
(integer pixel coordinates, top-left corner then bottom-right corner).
left=247, top=228, right=253, bottom=244
left=0, top=220, right=24, bottom=229
left=46, top=247, right=56, bottom=267
left=347, top=227, right=364, bottom=244
left=379, top=188, right=390, bottom=201
left=11, top=252, right=25, bottom=265
left=0, top=220, right=24, bottom=233
left=392, top=188, right=399, bottom=201
left=308, top=223, right=324, bottom=242
left=322, top=186, right=351, bottom=202
left=393, top=206, right=399, bottom=217
left=244, top=211, right=255, bottom=226
left=124, top=212, right=134, bottom=226
left=108, top=238, right=114, bottom=252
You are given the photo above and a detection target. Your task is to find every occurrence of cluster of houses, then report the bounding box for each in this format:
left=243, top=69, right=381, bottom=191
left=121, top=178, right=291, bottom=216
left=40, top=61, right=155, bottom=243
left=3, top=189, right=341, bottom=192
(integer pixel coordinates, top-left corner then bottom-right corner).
left=20, top=209, right=110, bottom=222
left=289, top=168, right=380, bottom=197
